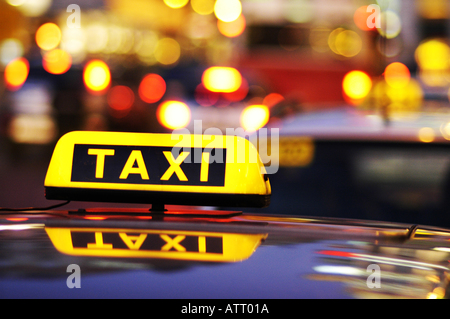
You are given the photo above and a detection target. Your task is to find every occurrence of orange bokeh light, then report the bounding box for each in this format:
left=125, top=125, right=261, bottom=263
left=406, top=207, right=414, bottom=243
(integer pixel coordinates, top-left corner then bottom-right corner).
left=263, top=93, right=285, bottom=108
left=384, top=62, right=411, bottom=88
left=354, top=6, right=376, bottom=31
left=6, top=218, right=28, bottom=222
left=217, top=14, right=246, bottom=38
left=43, top=49, right=72, bottom=74
left=83, top=59, right=111, bottom=94
left=4, top=57, right=29, bottom=91
left=139, top=74, right=166, bottom=104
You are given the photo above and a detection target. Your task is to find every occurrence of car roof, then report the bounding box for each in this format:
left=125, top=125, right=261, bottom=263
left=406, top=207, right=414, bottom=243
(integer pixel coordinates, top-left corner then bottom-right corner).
left=1, top=208, right=449, bottom=299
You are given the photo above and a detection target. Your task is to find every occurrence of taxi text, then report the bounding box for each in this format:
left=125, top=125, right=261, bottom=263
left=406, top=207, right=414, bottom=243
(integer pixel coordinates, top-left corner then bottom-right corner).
left=71, top=145, right=226, bottom=186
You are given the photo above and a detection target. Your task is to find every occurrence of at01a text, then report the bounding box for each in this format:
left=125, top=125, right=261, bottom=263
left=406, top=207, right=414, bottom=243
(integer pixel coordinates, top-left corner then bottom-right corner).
left=223, top=303, right=268, bottom=314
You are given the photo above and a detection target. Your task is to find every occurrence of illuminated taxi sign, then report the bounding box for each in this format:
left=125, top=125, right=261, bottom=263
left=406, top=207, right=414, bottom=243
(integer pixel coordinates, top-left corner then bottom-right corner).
left=45, top=131, right=271, bottom=207
left=45, top=227, right=267, bottom=262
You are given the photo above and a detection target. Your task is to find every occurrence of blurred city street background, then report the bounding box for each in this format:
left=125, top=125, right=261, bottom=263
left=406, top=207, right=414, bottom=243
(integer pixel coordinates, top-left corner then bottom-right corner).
left=1, top=0, right=450, bottom=211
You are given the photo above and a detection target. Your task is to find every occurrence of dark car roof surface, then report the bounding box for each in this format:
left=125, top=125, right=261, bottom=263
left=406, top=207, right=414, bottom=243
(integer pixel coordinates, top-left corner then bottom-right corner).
left=1, top=208, right=449, bottom=299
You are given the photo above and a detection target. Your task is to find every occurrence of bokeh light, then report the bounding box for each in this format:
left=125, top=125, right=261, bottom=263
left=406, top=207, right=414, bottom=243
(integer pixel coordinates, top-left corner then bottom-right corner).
left=8, top=114, right=56, bottom=144
left=418, top=127, right=435, bottom=143
left=217, top=14, right=246, bottom=38
left=440, top=121, right=450, bottom=140
left=42, top=49, right=72, bottom=74
left=157, top=101, right=191, bottom=130
left=328, top=28, right=345, bottom=55
left=354, top=6, right=376, bottom=31
left=384, top=62, right=410, bottom=89
left=35, top=22, right=61, bottom=51
left=4, top=57, right=29, bottom=91
left=154, top=38, right=181, bottom=65
left=139, top=73, right=166, bottom=104
left=240, top=105, right=270, bottom=132
left=0, top=39, right=24, bottom=66
left=342, top=70, right=372, bottom=101
left=164, top=0, right=189, bottom=9
left=416, top=0, right=449, bottom=19
left=83, top=59, right=111, bottom=93
left=370, top=78, right=423, bottom=114
left=191, top=0, right=215, bottom=15
left=263, top=93, right=285, bottom=108
left=334, top=30, right=362, bottom=57
left=202, top=66, right=242, bottom=93
left=60, top=26, right=86, bottom=64
left=12, top=0, right=52, bottom=17
left=415, top=39, right=450, bottom=87
left=214, top=0, right=242, bottom=23
left=415, top=39, right=450, bottom=71
left=107, top=85, right=135, bottom=111
left=378, top=10, right=402, bottom=39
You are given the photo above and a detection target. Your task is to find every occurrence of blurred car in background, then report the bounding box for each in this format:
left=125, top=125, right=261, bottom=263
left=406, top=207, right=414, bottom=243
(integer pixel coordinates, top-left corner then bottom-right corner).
left=247, top=104, right=450, bottom=229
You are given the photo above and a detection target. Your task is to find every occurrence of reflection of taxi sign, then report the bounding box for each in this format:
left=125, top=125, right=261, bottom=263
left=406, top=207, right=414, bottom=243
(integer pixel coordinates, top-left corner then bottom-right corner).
left=44, top=131, right=271, bottom=207
left=45, top=227, right=267, bottom=262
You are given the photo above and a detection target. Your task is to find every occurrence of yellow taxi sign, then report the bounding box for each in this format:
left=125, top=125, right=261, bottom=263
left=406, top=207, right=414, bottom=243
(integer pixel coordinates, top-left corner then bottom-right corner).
left=45, top=227, right=267, bottom=262
left=44, top=131, right=271, bottom=207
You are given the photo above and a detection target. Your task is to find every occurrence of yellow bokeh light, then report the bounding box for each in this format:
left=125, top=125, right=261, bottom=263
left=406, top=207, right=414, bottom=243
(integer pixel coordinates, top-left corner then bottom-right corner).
left=8, top=114, right=56, bottom=144
left=157, top=101, right=191, bottom=130
left=164, top=0, right=189, bottom=9
left=440, top=121, right=450, bottom=140
left=43, top=49, right=72, bottom=74
left=36, top=23, right=62, bottom=51
left=214, top=0, right=242, bottom=23
left=217, top=14, right=246, bottom=38
left=416, top=0, right=449, bottom=19
left=418, top=127, right=435, bottom=143
left=415, top=39, right=450, bottom=71
left=202, top=66, right=242, bottom=93
left=328, top=28, right=345, bottom=55
left=83, top=60, right=111, bottom=93
left=334, top=30, right=362, bottom=57
left=240, top=105, right=270, bottom=132
left=342, top=70, right=372, bottom=100
left=191, top=0, right=215, bottom=15
left=4, top=57, right=29, bottom=90
left=13, top=0, right=52, bottom=17
left=384, top=62, right=410, bottom=89
left=154, top=38, right=181, bottom=65
left=369, top=79, right=423, bottom=114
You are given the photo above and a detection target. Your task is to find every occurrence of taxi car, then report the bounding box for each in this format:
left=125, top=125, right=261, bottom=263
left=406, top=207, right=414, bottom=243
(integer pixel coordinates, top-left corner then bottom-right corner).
left=0, top=130, right=450, bottom=301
